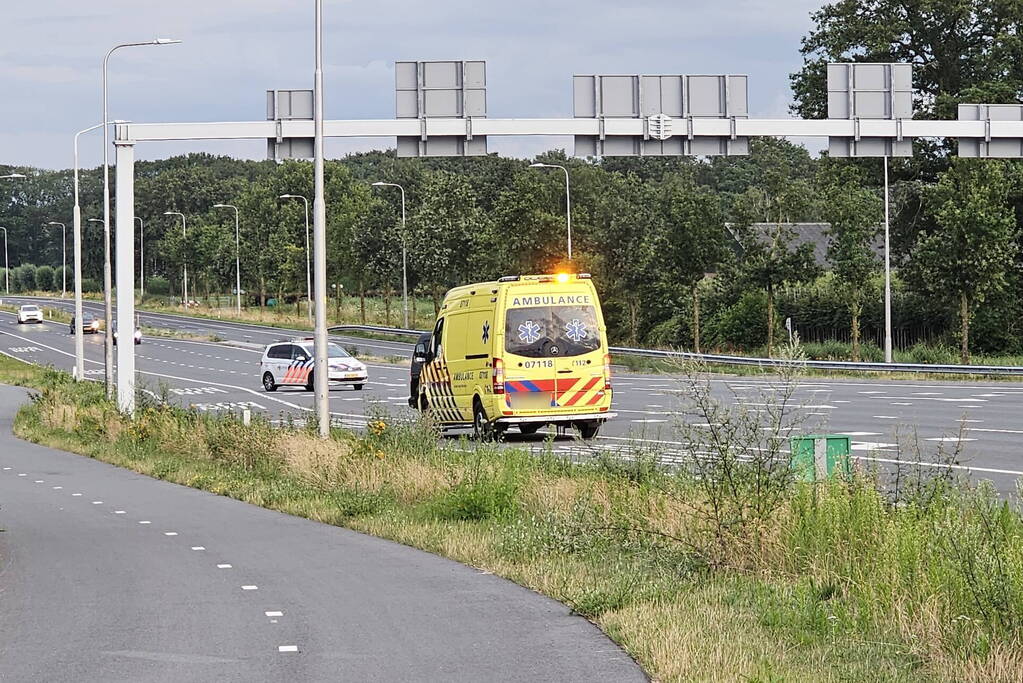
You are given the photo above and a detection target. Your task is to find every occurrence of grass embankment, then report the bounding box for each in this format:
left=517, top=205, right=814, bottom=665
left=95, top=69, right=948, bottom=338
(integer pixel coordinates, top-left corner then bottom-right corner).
left=3, top=354, right=1022, bottom=681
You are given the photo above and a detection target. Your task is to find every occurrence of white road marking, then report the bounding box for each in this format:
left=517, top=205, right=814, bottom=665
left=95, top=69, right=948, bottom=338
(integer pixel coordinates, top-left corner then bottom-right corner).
left=854, top=455, right=1023, bottom=476
left=833, top=400, right=851, bottom=404
left=966, top=428, right=1023, bottom=435
left=850, top=442, right=897, bottom=451
left=72, top=492, right=82, bottom=495
left=217, top=564, right=232, bottom=569
left=265, top=611, right=283, bottom=617
left=873, top=416, right=899, bottom=420
left=2, top=467, right=10, bottom=470
left=34, top=480, right=44, bottom=483
left=241, top=585, right=258, bottom=591
left=911, top=392, right=943, bottom=396
left=890, top=402, right=912, bottom=406
left=114, top=510, right=126, bottom=514
left=92, top=501, right=103, bottom=505
left=925, top=437, right=977, bottom=443
left=958, top=419, right=983, bottom=423
left=278, top=645, right=298, bottom=653
left=859, top=390, right=885, bottom=394
left=139, top=520, right=151, bottom=524
left=164, top=532, right=178, bottom=536
left=52, top=486, right=62, bottom=489
left=837, top=431, right=882, bottom=436
left=17, top=473, right=26, bottom=477
left=191, top=546, right=206, bottom=551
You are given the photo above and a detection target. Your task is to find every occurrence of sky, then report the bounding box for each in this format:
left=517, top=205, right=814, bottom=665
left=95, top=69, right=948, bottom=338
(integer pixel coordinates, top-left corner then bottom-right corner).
left=1, top=0, right=826, bottom=170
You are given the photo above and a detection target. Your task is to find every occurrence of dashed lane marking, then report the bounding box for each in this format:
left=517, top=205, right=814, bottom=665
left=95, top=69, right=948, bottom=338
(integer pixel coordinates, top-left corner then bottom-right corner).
left=139, top=520, right=151, bottom=524
left=92, top=501, right=103, bottom=505
left=192, top=546, right=206, bottom=551
left=265, top=611, right=283, bottom=617
left=837, top=432, right=882, bottom=436
left=114, top=510, right=125, bottom=514
left=217, top=564, right=232, bottom=569
left=52, top=486, right=62, bottom=489
left=278, top=645, right=298, bottom=653
left=241, top=585, right=258, bottom=591
left=164, top=532, right=178, bottom=536
left=926, top=437, right=977, bottom=443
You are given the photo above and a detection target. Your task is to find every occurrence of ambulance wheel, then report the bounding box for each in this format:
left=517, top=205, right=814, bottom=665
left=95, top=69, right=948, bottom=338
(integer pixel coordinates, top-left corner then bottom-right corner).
left=473, top=400, right=500, bottom=441
left=262, top=372, right=277, bottom=392
left=519, top=423, right=542, bottom=436
left=577, top=421, right=601, bottom=440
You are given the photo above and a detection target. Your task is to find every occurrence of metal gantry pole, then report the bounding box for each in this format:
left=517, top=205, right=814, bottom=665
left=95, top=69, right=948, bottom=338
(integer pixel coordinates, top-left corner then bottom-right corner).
left=115, top=141, right=137, bottom=414
left=103, top=39, right=180, bottom=397
left=312, top=0, right=330, bottom=438
left=214, top=204, right=242, bottom=313
left=883, top=156, right=893, bottom=364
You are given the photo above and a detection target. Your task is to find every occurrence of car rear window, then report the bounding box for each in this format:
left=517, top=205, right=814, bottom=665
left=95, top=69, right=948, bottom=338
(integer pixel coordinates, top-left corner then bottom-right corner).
left=505, top=305, right=600, bottom=358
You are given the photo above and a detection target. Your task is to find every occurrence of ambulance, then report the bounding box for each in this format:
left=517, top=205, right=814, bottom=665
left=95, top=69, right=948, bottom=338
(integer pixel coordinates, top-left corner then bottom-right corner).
left=412, top=273, right=615, bottom=439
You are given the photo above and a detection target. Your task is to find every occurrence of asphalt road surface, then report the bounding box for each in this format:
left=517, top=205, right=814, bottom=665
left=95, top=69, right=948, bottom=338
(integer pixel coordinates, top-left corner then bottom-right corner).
left=3, top=295, right=1022, bottom=493
left=0, top=384, right=645, bottom=682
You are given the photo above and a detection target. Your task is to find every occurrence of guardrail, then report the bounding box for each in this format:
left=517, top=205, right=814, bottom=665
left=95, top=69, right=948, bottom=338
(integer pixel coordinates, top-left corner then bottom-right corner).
left=328, top=324, right=1023, bottom=376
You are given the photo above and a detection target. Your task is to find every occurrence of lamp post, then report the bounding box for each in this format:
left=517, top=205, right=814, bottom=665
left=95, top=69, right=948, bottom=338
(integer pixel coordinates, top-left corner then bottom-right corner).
left=0, top=227, right=8, bottom=294
left=136, top=217, right=144, bottom=296
left=213, top=203, right=242, bottom=313
left=46, top=222, right=67, bottom=297
left=883, top=157, right=893, bottom=364
left=279, top=193, right=312, bottom=323
left=1, top=173, right=24, bottom=298
left=164, top=212, right=187, bottom=307
left=311, top=0, right=330, bottom=438
left=75, top=122, right=121, bottom=382
left=528, top=162, right=573, bottom=260
left=103, top=39, right=180, bottom=396
left=371, top=181, right=409, bottom=328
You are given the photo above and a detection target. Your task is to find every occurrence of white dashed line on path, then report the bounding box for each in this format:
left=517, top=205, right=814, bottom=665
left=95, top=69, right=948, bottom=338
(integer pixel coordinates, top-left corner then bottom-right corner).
left=92, top=501, right=103, bottom=505
left=34, top=480, right=43, bottom=483
left=926, top=437, right=977, bottom=443
left=217, top=564, right=232, bottom=569
left=139, top=520, right=151, bottom=524
left=191, top=546, right=206, bottom=551
left=114, top=510, right=125, bottom=514
left=278, top=645, right=298, bottom=653
left=52, top=486, right=62, bottom=489
left=837, top=432, right=882, bottom=436
left=266, top=611, right=283, bottom=617
left=164, top=532, right=178, bottom=536
left=873, top=416, right=899, bottom=420
left=72, top=492, right=82, bottom=496
left=241, top=585, right=258, bottom=591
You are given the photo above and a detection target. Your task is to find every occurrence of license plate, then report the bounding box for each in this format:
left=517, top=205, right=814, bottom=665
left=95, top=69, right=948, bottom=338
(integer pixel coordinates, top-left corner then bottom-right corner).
left=343, top=372, right=362, bottom=379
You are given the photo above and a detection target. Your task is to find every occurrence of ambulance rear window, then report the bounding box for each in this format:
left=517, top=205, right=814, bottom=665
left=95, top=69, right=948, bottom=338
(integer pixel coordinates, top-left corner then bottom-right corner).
left=505, top=306, right=600, bottom=358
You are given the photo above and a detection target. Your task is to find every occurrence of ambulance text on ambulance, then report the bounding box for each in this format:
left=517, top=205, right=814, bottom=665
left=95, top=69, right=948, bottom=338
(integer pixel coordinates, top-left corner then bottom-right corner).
left=511, top=295, right=592, bottom=307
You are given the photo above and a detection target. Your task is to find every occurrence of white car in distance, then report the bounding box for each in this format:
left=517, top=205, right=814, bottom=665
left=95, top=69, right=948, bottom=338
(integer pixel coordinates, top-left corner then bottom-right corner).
left=16, top=304, right=43, bottom=324
left=261, top=339, right=367, bottom=392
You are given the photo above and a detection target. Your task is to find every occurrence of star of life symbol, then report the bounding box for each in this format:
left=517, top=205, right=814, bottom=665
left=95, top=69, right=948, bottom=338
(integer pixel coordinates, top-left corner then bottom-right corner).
left=518, top=320, right=542, bottom=344
left=565, top=319, right=588, bottom=343
left=482, top=320, right=491, bottom=343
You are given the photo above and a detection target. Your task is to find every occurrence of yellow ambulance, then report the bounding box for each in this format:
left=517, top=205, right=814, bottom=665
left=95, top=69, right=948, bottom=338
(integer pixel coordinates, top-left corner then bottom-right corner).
left=412, top=273, right=615, bottom=439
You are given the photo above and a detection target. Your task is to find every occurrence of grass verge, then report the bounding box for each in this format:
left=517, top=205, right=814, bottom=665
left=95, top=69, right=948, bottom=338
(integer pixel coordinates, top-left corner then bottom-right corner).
left=2, top=355, right=1022, bottom=681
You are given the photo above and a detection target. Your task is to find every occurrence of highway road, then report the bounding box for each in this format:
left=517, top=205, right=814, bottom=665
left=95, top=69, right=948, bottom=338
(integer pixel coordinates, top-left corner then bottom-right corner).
left=3, top=295, right=1023, bottom=493
left=0, top=384, right=645, bottom=681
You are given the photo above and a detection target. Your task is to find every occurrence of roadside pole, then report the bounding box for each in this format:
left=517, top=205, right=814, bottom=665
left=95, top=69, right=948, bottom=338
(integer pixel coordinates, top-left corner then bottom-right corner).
left=312, top=0, right=330, bottom=438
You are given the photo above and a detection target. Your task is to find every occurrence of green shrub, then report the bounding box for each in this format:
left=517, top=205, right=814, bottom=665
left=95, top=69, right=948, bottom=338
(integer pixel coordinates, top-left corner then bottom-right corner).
left=705, top=290, right=776, bottom=351
left=146, top=276, right=170, bottom=296
left=81, top=277, right=101, bottom=293
left=34, top=265, right=55, bottom=291
left=15, top=264, right=36, bottom=292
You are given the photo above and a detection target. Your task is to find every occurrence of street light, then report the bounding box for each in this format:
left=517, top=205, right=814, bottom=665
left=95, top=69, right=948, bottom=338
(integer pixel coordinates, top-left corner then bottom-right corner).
left=213, top=203, right=242, bottom=313
left=164, top=212, right=187, bottom=307
left=135, top=216, right=144, bottom=296
left=46, top=221, right=67, bottom=297
left=528, top=162, right=573, bottom=260
left=371, top=181, right=409, bottom=328
left=75, top=121, right=125, bottom=382
left=103, top=39, right=181, bottom=396
left=279, top=193, right=312, bottom=323
left=0, top=227, right=9, bottom=294
left=311, top=0, right=330, bottom=438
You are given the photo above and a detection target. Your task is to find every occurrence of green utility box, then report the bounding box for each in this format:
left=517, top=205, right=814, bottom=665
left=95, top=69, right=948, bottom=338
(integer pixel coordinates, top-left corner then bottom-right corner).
left=790, top=434, right=851, bottom=482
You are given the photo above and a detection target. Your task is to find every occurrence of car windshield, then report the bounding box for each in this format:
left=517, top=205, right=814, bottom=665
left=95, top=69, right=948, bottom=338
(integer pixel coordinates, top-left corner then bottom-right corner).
left=297, top=343, right=353, bottom=359
left=22, top=306, right=39, bottom=312
left=504, top=305, right=600, bottom=358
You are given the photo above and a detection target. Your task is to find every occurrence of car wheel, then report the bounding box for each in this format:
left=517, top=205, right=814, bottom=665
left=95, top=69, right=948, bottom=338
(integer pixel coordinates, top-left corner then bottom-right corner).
left=262, top=372, right=277, bottom=392
left=305, top=372, right=314, bottom=391
left=353, top=384, right=364, bottom=391
left=519, top=423, right=542, bottom=436
left=577, top=421, right=601, bottom=440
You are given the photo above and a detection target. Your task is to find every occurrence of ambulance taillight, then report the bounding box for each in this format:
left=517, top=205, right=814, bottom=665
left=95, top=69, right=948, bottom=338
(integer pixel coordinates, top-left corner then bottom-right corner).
left=493, top=357, right=506, bottom=394
left=603, top=353, right=612, bottom=390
